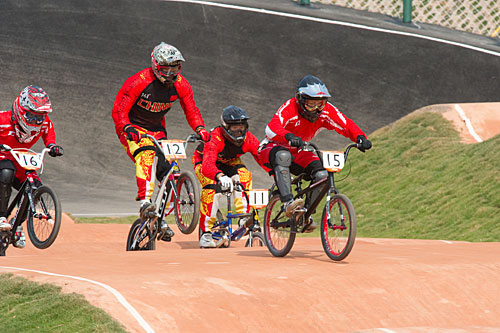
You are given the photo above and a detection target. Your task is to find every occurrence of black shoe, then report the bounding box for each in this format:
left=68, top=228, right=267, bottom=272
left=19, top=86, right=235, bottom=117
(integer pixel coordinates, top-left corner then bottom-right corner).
left=139, top=201, right=156, bottom=220
left=304, top=219, right=318, bottom=233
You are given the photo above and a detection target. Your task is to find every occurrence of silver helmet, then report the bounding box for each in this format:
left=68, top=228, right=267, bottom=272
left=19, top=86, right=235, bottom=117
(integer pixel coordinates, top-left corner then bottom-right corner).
left=151, top=42, right=185, bottom=84
left=296, top=75, right=331, bottom=122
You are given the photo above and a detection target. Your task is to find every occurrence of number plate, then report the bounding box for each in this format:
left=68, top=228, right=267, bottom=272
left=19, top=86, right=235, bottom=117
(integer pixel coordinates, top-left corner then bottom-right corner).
left=14, top=151, right=42, bottom=170
left=248, top=189, right=269, bottom=209
left=161, top=140, right=187, bottom=159
left=322, top=151, right=345, bottom=172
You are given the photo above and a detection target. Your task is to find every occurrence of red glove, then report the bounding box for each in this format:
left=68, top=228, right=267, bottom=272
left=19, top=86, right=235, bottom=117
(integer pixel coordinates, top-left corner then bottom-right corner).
left=197, top=127, right=211, bottom=142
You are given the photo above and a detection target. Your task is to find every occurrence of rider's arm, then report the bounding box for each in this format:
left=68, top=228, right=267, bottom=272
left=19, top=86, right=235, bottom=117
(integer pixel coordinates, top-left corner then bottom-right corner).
left=175, top=75, right=205, bottom=133
left=264, top=99, right=296, bottom=144
left=322, top=104, right=366, bottom=142
left=112, top=69, right=150, bottom=135
left=40, top=118, right=57, bottom=147
left=201, top=130, right=225, bottom=181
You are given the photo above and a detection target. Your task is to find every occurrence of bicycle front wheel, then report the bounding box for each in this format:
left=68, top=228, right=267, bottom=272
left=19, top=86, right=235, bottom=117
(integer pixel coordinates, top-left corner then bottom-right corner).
left=263, top=194, right=296, bottom=257
left=27, top=185, right=62, bottom=249
left=174, top=172, right=200, bottom=234
left=321, top=194, right=356, bottom=261
left=245, top=232, right=265, bottom=247
left=126, top=218, right=156, bottom=251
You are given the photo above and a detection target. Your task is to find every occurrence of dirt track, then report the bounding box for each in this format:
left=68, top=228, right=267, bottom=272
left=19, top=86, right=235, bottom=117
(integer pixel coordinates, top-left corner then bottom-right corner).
left=1, top=213, right=500, bottom=333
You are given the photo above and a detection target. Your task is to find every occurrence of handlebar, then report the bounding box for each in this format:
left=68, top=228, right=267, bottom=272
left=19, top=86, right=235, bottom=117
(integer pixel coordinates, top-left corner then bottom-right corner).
left=301, top=141, right=361, bottom=163
left=139, top=133, right=203, bottom=151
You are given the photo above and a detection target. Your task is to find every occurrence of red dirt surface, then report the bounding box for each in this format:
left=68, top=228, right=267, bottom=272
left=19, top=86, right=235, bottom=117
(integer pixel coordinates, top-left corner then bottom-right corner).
left=1, top=104, right=500, bottom=332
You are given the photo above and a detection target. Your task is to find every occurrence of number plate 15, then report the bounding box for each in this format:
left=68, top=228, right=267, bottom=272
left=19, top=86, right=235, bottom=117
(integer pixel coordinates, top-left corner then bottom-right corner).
left=14, top=151, right=42, bottom=170
left=161, top=140, right=187, bottom=159
left=248, top=189, right=269, bottom=209
left=322, top=151, right=344, bottom=172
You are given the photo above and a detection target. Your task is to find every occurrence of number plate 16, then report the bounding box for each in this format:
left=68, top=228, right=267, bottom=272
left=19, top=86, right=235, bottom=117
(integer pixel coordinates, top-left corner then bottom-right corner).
left=161, top=140, right=187, bottom=159
left=322, top=151, right=345, bottom=172
left=248, top=189, right=269, bottom=209
left=14, top=151, right=42, bottom=170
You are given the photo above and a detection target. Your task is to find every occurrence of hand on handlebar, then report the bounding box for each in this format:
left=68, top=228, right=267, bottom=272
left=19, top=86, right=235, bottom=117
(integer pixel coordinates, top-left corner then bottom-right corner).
left=47, top=144, right=64, bottom=157
left=197, top=127, right=211, bottom=142
left=124, top=124, right=141, bottom=142
left=356, top=135, right=372, bottom=152
left=284, top=133, right=304, bottom=149
left=218, top=175, right=233, bottom=192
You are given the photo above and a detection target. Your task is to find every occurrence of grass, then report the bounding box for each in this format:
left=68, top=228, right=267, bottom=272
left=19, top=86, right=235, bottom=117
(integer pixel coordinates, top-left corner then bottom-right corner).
left=74, top=112, right=500, bottom=242
left=0, top=274, right=126, bottom=332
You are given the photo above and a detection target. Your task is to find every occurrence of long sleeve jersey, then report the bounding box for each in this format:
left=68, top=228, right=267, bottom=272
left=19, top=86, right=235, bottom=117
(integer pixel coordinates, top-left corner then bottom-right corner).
left=262, top=97, right=366, bottom=145
left=112, top=68, right=204, bottom=135
left=193, top=127, right=263, bottom=181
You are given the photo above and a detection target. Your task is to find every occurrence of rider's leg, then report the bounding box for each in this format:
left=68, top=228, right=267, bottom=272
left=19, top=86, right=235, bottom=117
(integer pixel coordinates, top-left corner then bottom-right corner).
left=194, top=163, right=219, bottom=248
left=0, top=164, right=15, bottom=231
left=234, top=164, right=253, bottom=227
left=269, top=147, right=304, bottom=217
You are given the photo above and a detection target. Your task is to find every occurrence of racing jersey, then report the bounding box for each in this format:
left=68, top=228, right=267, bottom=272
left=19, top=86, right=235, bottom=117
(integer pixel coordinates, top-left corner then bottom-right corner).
left=112, top=68, right=204, bottom=135
left=0, top=110, right=56, bottom=162
left=262, top=98, right=365, bottom=146
left=193, top=126, right=262, bottom=180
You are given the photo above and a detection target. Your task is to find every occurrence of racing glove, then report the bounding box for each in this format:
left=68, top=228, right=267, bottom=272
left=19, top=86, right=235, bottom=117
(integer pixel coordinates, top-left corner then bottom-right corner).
left=218, top=175, right=233, bottom=193
left=356, top=135, right=372, bottom=152
left=123, top=124, right=140, bottom=142
left=284, top=133, right=304, bottom=148
left=197, top=127, right=211, bottom=142
left=47, top=144, right=64, bottom=157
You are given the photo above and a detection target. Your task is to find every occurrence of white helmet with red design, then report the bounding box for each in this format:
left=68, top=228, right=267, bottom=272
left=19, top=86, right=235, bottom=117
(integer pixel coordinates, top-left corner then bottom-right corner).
left=12, top=85, right=52, bottom=143
left=151, top=42, right=185, bottom=84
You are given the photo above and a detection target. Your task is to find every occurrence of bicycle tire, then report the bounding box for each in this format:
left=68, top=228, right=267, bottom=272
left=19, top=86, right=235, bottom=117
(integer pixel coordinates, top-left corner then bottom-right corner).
left=26, top=185, right=62, bottom=249
left=245, top=231, right=265, bottom=247
left=126, top=218, right=156, bottom=251
left=320, top=193, right=357, bottom=261
left=174, top=172, right=200, bottom=234
left=263, top=194, right=296, bottom=257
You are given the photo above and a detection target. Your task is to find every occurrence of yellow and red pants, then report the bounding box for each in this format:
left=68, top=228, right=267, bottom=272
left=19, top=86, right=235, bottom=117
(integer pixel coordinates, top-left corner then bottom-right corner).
left=193, top=157, right=252, bottom=233
left=119, top=128, right=167, bottom=201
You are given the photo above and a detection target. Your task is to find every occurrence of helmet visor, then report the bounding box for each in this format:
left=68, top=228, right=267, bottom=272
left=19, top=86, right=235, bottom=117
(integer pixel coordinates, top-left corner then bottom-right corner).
left=158, top=63, right=181, bottom=77
left=24, top=109, right=46, bottom=125
left=304, top=99, right=327, bottom=113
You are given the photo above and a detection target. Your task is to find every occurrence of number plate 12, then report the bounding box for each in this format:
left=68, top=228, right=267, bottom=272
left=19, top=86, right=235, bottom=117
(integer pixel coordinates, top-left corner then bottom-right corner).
left=161, top=140, right=187, bottom=159
left=322, top=151, right=344, bottom=172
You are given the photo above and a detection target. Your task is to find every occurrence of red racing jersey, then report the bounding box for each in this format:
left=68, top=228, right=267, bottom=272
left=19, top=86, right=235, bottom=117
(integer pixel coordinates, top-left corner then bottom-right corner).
left=193, top=127, right=263, bottom=180
left=263, top=98, right=365, bottom=145
left=0, top=109, right=56, bottom=162
left=112, top=68, right=204, bottom=136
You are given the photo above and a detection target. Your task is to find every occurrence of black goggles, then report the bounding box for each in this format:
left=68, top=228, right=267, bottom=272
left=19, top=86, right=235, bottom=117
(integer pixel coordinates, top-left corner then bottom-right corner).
left=24, top=110, right=46, bottom=125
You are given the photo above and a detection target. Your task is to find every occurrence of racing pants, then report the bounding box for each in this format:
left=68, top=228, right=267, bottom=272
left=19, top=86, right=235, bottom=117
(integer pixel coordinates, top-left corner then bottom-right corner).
left=119, top=128, right=167, bottom=201
left=193, top=157, right=252, bottom=233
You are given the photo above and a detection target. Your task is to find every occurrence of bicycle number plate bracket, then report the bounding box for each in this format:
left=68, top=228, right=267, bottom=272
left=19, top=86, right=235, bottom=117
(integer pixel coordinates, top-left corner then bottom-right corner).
left=161, top=140, right=187, bottom=159
left=248, top=189, right=269, bottom=209
left=13, top=150, right=42, bottom=170
left=322, top=151, right=344, bottom=172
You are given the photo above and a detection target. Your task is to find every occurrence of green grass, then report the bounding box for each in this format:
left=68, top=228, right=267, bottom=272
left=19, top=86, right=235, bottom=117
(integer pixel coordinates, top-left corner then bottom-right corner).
left=315, top=112, right=500, bottom=242
left=0, top=274, right=126, bottom=332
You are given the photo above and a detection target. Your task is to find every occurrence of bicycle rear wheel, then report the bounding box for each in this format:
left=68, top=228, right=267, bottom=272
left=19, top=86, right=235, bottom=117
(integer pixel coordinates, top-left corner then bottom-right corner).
left=126, top=218, right=156, bottom=251
left=321, top=194, right=356, bottom=261
left=27, top=185, right=62, bottom=249
left=245, top=232, right=265, bottom=247
left=174, top=172, right=200, bottom=234
left=263, top=194, right=296, bottom=257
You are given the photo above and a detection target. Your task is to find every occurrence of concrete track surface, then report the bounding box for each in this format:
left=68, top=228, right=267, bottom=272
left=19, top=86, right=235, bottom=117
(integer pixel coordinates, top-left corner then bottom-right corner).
left=1, top=1, right=500, bottom=332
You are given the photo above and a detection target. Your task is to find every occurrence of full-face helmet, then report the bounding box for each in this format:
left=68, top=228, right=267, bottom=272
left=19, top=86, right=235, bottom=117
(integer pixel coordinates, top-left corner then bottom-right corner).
left=151, top=42, right=185, bottom=84
left=295, top=75, right=331, bottom=122
left=12, top=85, right=52, bottom=143
left=220, top=105, right=249, bottom=146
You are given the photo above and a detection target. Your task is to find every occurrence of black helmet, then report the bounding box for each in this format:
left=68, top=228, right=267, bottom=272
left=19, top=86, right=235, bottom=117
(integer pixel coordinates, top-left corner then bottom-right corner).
left=296, top=75, right=331, bottom=122
left=221, top=105, right=249, bottom=145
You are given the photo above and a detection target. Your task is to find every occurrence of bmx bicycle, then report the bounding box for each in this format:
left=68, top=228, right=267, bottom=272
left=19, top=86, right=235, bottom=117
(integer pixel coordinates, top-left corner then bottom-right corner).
left=263, top=142, right=361, bottom=261
left=207, top=181, right=267, bottom=248
left=0, top=144, right=62, bottom=256
left=126, top=134, right=201, bottom=251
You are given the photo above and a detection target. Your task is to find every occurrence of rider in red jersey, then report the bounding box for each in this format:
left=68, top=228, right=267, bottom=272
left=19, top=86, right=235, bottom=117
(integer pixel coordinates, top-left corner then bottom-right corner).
left=112, top=42, right=210, bottom=241
left=0, top=86, right=63, bottom=247
left=192, top=106, right=265, bottom=248
left=259, top=75, right=372, bottom=231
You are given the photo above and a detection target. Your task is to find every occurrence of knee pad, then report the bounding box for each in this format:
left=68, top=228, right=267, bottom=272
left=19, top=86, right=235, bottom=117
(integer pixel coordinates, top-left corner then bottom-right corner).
left=312, top=169, right=329, bottom=182
left=274, top=149, right=292, bottom=168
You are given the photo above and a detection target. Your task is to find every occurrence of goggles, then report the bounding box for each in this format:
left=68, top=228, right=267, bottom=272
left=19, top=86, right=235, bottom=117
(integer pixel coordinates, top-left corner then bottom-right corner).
left=304, top=99, right=327, bottom=113
left=24, top=109, right=46, bottom=125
